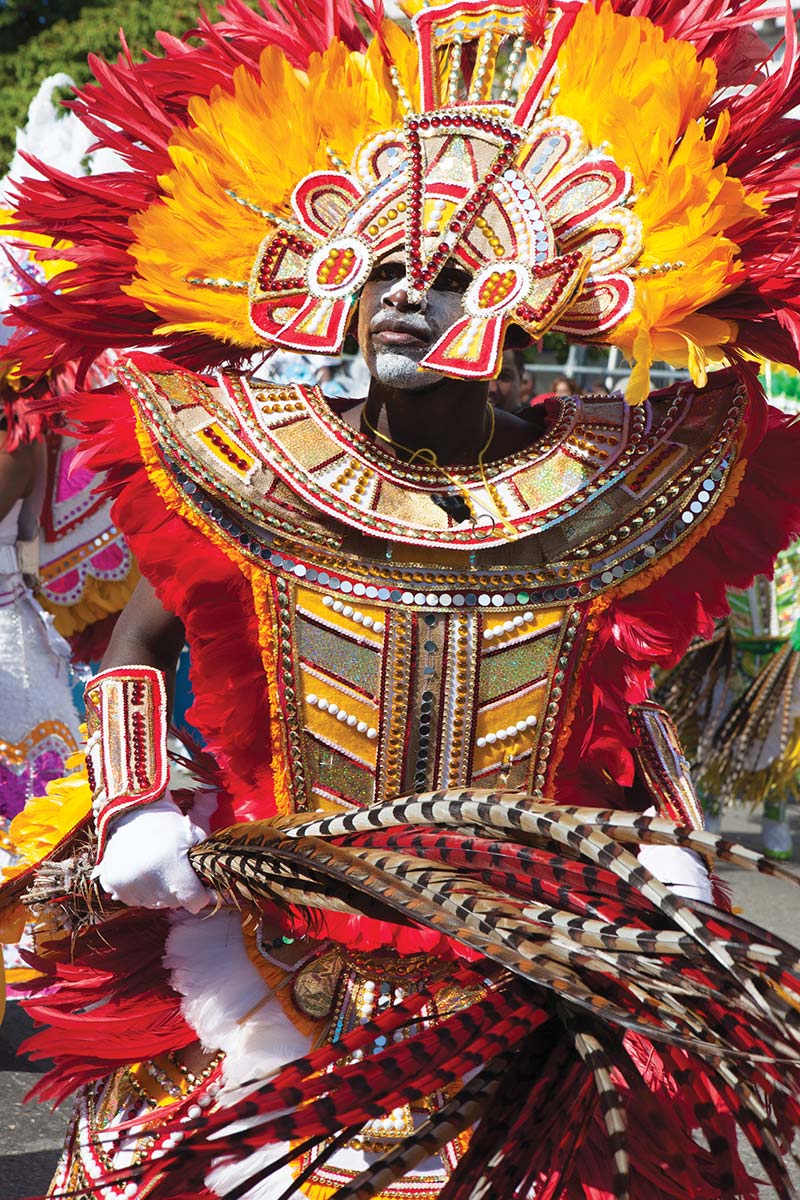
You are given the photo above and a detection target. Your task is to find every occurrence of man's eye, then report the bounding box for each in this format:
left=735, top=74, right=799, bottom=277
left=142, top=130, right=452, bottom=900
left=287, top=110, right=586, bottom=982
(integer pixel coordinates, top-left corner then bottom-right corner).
left=436, top=268, right=471, bottom=292
left=369, top=263, right=405, bottom=284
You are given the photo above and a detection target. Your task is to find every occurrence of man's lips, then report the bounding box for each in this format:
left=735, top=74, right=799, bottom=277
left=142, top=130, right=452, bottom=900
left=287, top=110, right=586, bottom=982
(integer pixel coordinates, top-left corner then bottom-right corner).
left=372, top=328, right=429, bottom=346
left=370, top=316, right=432, bottom=347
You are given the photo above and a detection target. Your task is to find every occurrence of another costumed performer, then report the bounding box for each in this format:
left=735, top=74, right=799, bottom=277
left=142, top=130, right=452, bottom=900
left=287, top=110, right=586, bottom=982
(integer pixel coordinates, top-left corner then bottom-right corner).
left=6, top=2, right=800, bottom=1198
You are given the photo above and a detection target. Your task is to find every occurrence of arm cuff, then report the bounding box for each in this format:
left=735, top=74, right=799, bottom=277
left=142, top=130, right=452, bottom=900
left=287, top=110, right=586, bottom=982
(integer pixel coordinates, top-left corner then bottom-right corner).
left=84, top=665, right=170, bottom=856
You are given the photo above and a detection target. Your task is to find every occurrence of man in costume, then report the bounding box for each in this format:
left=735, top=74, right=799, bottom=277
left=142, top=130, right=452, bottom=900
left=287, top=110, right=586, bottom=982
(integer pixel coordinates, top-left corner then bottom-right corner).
left=5, top=2, right=800, bottom=1198
left=487, top=348, right=525, bottom=412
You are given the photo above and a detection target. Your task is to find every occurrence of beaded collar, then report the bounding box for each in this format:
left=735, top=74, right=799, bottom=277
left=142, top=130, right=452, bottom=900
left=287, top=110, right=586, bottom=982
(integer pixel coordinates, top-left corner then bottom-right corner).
left=212, top=371, right=642, bottom=550
left=117, top=355, right=746, bottom=586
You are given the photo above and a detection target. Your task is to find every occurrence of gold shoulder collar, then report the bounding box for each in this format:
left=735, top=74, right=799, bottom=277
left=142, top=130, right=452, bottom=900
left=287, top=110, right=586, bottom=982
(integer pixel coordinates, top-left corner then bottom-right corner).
left=117, top=355, right=747, bottom=578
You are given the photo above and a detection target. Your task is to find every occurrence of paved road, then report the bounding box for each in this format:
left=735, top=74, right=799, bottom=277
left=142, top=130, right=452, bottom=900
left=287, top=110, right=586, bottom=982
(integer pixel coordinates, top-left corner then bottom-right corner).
left=1, top=808, right=799, bottom=1200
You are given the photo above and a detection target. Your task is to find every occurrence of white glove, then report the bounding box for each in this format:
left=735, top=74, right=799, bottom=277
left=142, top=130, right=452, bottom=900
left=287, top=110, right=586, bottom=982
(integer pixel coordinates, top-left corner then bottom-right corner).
left=93, top=792, right=212, bottom=913
left=637, top=843, right=713, bottom=902
left=635, top=806, right=713, bottom=903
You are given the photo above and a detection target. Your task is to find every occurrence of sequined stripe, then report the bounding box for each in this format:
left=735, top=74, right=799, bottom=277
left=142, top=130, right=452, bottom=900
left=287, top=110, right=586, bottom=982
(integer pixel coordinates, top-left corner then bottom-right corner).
left=481, top=608, right=563, bottom=645
left=295, top=601, right=383, bottom=649
left=407, top=611, right=449, bottom=794
left=473, top=675, right=545, bottom=781
left=269, top=573, right=311, bottom=810
left=297, top=618, right=380, bottom=697
left=472, top=749, right=533, bottom=785
left=310, top=781, right=365, bottom=810
left=529, top=606, right=583, bottom=794
left=478, top=675, right=550, bottom=713
left=376, top=609, right=414, bottom=801
left=439, top=611, right=479, bottom=788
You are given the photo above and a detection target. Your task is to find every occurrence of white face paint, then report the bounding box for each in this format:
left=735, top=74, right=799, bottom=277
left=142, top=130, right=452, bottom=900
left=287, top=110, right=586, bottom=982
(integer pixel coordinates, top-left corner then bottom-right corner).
left=357, top=254, right=470, bottom=392
left=368, top=345, right=446, bottom=391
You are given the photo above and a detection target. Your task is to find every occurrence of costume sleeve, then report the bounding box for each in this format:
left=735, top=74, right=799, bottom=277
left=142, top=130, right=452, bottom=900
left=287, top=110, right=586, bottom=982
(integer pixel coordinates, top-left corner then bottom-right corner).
left=554, top=376, right=800, bottom=810
left=68, top=356, right=278, bottom=828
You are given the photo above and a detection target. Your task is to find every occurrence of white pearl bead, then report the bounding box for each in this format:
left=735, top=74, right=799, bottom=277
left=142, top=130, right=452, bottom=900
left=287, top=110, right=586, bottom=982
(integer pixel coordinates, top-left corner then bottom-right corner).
left=477, top=736, right=486, bottom=748
left=366, top=727, right=378, bottom=740
left=515, top=720, right=527, bottom=733
left=337, top=710, right=347, bottom=722
left=483, top=628, right=494, bottom=640
left=502, top=621, right=514, bottom=634
left=198, top=1094, right=212, bottom=1108
left=512, top=615, right=524, bottom=627
left=187, top=1105, right=202, bottom=1119
left=486, top=732, right=497, bottom=744
left=333, top=600, right=343, bottom=613
left=346, top=714, right=357, bottom=727
left=327, top=703, right=339, bottom=717
left=374, top=622, right=385, bottom=634
left=306, top=693, right=318, bottom=706
left=497, top=729, right=508, bottom=741
left=352, top=612, right=364, bottom=624
left=357, top=721, right=368, bottom=733
left=525, top=715, right=538, bottom=728
left=317, top=698, right=329, bottom=711
left=322, top=596, right=333, bottom=608
left=342, top=605, right=354, bottom=617
left=362, top=616, right=374, bottom=629
left=506, top=725, right=518, bottom=738
left=523, top=611, right=534, bottom=622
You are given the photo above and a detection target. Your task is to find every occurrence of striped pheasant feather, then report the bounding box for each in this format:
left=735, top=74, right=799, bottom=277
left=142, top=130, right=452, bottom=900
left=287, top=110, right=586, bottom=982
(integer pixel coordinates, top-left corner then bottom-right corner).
left=37, top=791, right=800, bottom=1200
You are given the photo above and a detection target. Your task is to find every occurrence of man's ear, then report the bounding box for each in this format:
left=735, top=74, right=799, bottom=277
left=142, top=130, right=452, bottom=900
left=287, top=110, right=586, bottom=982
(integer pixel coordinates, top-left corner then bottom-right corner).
left=504, top=323, right=533, bottom=350
left=346, top=300, right=360, bottom=337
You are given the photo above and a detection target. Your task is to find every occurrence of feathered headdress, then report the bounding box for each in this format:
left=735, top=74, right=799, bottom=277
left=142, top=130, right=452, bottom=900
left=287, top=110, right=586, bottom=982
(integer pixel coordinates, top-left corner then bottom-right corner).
left=6, top=0, right=800, bottom=399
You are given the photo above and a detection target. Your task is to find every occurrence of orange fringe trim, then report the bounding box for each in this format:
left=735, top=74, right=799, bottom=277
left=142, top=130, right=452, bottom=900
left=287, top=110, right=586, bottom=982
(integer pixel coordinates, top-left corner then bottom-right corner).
left=546, top=594, right=612, bottom=797
left=132, top=409, right=252, bottom=579
left=249, top=573, right=295, bottom=818
left=241, top=920, right=325, bottom=1041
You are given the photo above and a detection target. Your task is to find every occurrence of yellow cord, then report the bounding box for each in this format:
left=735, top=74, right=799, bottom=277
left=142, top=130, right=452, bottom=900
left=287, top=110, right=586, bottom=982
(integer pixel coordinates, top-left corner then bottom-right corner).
left=359, top=404, right=445, bottom=467
left=477, top=404, right=518, bottom=540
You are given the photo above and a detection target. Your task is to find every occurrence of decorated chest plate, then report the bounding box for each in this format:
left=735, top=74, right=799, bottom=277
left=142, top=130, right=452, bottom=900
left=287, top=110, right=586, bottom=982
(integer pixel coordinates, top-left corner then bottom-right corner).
left=265, top=573, right=578, bottom=810
left=119, top=354, right=746, bottom=814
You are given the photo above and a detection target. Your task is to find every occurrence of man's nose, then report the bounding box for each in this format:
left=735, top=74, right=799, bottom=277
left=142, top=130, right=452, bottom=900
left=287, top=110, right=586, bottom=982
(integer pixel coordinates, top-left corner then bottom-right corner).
left=382, top=276, right=427, bottom=312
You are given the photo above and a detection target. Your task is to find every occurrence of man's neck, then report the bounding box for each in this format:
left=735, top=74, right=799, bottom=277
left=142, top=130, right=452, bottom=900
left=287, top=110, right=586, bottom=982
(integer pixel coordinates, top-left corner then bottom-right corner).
left=363, top=378, right=537, bottom=466
left=364, top=378, right=493, bottom=467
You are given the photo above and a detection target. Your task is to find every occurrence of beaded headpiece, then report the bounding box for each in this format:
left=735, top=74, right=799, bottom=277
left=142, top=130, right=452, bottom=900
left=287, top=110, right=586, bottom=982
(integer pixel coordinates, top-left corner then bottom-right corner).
left=248, top=1, right=644, bottom=380
left=8, top=0, right=800, bottom=400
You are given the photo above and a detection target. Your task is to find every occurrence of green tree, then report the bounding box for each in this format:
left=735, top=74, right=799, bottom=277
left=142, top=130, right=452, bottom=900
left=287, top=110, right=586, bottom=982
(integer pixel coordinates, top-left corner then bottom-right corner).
left=0, top=0, right=206, bottom=174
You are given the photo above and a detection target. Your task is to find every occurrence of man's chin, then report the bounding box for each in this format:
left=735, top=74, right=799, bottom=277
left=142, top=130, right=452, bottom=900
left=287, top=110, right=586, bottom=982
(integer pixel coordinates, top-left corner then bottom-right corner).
left=371, top=349, right=445, bottom=391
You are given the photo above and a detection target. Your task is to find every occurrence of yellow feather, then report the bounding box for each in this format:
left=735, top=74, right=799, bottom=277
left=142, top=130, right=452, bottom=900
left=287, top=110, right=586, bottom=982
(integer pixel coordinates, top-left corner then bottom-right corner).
left=551, top=3, right=764, bottom=400
left=128, top=28, right=417, bottom=347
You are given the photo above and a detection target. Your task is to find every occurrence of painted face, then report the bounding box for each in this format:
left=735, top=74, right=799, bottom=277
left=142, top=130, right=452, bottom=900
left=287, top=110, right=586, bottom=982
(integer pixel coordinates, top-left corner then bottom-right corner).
left=357, top=253, right=471, bottom=391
